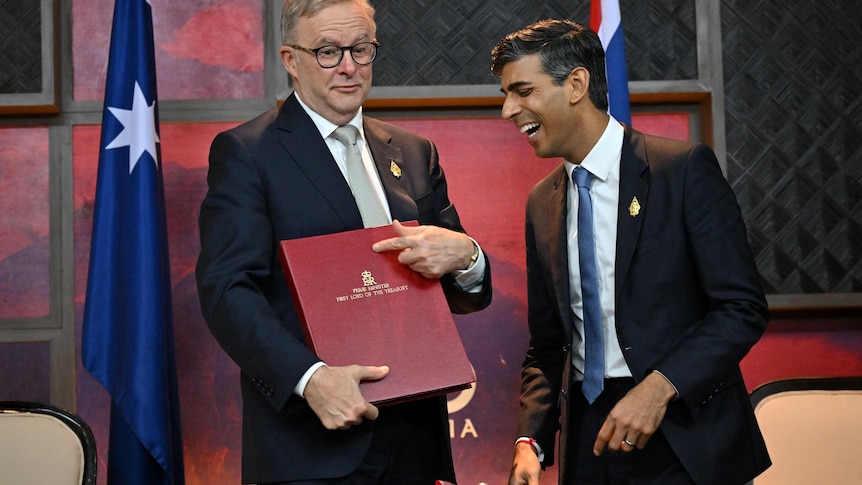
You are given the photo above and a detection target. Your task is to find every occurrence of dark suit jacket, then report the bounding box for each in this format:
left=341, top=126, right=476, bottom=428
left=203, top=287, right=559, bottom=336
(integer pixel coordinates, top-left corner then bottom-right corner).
left=518, top=126, right=770, bottom=485
left=195, top=94, right=491, bottom=483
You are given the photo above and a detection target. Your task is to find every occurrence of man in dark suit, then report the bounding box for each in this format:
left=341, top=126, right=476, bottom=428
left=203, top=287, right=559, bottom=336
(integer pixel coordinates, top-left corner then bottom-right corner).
left=195, top=1, right=491, bottom=483
left=491, top=20, right=769, bottom=485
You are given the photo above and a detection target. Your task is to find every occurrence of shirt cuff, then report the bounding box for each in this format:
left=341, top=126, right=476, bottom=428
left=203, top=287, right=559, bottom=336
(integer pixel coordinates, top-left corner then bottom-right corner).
left=515, top=436, right=545, bottom=462
left=452, top=238, right=485, bottom=293
left=651, top=369, right=680, bottom=400
left=294, top=361, right=326, bottom=397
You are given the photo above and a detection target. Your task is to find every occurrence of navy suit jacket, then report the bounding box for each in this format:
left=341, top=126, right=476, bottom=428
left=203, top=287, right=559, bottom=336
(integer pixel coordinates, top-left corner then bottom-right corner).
left=518, top=126, right=770, bottom=485
left=196, top=94, right=491, bottom=483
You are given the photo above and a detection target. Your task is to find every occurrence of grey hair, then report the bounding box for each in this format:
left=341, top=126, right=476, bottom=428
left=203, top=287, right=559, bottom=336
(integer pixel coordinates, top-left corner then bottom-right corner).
left=281, top=0, right=377, bottom=45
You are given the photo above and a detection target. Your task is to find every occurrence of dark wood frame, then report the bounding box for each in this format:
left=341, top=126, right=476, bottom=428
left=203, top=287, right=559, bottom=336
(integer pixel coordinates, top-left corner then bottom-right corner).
left=363, top=90, right=714, bottom=146
left=767, top=293, right=862, bottom=319
left=0, top=0, right=59, bottom=114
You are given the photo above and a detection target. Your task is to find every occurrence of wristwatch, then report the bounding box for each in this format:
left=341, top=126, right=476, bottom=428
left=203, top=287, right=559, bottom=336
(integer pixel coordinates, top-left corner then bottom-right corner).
left=467, top=240, right=480, bottom=270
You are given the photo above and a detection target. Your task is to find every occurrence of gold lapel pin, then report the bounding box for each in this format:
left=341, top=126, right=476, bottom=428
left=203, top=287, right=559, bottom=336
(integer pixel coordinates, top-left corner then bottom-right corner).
left=629, top=196, right=641, bottom=217
left=389, top=160, right=402, bottom=179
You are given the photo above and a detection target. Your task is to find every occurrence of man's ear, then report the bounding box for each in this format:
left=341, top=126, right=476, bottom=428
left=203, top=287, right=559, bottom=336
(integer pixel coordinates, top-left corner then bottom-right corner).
left=280, top=45, right=298, bottom=78
left=568, top=67, right=591, bottom=105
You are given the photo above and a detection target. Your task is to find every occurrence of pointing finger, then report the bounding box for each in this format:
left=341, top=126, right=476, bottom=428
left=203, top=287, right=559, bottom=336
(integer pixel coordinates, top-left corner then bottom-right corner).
left=372, top=221, right=421, bottom=252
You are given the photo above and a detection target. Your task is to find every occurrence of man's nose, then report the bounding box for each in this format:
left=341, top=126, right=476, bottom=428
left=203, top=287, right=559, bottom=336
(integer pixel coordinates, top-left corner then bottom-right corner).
left=501, top=95, right=519, bottom=120
left=336, top=51, right=358, bottom=75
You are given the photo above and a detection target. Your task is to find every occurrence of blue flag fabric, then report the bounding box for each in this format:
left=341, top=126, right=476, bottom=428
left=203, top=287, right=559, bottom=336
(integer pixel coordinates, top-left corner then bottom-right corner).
left=591, top=0, right=632, bottom=125
left=82, top=0, right=184, bottom=483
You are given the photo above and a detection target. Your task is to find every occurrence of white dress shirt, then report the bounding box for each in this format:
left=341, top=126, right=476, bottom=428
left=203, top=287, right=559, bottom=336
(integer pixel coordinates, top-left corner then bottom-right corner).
left=564, top=116, right=632, bottom=380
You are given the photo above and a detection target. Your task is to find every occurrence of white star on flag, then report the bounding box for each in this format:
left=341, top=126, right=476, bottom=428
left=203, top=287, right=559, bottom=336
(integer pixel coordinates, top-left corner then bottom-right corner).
left=105, top=81, right=160, bottom=173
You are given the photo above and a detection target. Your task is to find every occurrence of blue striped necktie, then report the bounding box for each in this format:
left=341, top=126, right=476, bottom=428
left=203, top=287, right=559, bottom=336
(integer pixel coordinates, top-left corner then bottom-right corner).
left=573, top=167, right=604, bottom=403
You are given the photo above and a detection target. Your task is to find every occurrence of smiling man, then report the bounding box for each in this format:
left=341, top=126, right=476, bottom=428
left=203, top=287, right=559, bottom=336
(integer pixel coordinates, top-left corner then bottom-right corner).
left=195, top=1, right=492, bottom=483
left=491, top=19, right=770, bottom=485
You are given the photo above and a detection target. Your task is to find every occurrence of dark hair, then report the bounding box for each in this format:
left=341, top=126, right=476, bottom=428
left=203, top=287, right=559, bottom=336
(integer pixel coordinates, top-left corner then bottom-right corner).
left=490, top=19, right=609, bottom=111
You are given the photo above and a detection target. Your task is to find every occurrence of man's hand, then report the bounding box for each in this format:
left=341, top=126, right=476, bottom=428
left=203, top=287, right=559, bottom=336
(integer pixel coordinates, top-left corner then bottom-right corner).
left=593, top=372, right=677, bottom=455
left=371, top=220, right=475, bottom=279
left=303, top=364, right=389, bottom=430
left=509, top=441, right=542, bottom=485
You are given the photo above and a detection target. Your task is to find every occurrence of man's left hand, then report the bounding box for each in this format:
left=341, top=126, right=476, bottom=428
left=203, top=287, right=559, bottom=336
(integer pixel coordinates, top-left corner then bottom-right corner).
left=593, top=371, right=677, bottom=455
left=372, top=220, right=474, bottom=279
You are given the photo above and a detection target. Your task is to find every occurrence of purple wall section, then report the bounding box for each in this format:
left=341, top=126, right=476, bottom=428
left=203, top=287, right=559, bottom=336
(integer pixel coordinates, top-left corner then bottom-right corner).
left=0, top=342, right=51, bottom=403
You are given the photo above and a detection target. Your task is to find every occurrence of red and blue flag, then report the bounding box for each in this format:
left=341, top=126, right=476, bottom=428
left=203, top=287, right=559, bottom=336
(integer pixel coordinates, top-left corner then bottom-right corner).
left=591, top=0, right=632, bottom=124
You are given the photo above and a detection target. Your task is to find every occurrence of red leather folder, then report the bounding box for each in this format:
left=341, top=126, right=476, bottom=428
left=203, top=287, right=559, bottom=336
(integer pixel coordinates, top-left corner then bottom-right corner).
left=278, top=223, right=475, bottom=406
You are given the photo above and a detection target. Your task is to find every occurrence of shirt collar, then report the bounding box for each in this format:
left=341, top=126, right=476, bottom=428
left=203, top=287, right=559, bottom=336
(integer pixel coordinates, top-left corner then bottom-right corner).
left=565, top=116, right=624, bottom=183
left=294, top=92, right=365, bottom=140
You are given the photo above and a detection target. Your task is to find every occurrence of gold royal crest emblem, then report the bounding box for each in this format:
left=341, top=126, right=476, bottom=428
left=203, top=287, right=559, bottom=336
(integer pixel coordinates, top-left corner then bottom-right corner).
left=629, top=196, right=641, bottom=217
left=389, top=160, right=402, bottom=179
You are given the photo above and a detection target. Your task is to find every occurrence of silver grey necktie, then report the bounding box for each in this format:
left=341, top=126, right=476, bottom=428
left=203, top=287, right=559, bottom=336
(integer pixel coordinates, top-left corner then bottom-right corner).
left=330, top=125, right=389, bottom=228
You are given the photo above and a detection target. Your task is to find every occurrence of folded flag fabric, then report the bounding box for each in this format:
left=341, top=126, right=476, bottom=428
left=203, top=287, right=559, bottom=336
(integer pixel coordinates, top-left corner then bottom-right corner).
left=591, top=0, right=632, bottom=124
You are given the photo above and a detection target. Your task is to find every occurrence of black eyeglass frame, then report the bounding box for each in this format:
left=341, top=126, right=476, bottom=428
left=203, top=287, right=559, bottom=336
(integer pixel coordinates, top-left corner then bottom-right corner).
left=287, top=41, right=380, bottom=68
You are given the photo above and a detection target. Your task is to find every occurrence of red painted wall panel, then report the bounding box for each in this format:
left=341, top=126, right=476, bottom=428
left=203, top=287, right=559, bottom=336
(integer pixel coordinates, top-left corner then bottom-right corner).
left=72, top=0, right=265, bottom=101
left=0, top=127, right=50, bottom=318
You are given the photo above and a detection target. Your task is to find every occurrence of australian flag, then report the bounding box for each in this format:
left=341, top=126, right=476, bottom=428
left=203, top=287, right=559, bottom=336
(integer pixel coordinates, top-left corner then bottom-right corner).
left=82, top=0, right=185, bottom=483
left=591, top=0, right=632, bottom=125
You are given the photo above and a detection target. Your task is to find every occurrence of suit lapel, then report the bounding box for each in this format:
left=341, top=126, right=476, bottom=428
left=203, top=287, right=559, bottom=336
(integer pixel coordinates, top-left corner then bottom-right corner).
left=547, top=166, right=573, bottom=341
left=363, top=119, right=419, bottom=222
left=615, top=127, right=650, bottom=298
left=274, top=96, right=362, bottom=229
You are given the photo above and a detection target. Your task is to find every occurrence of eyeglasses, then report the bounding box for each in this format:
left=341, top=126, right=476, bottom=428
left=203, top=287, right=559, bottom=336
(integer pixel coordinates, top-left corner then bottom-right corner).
left=288, top=41, right=380, bottom=68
